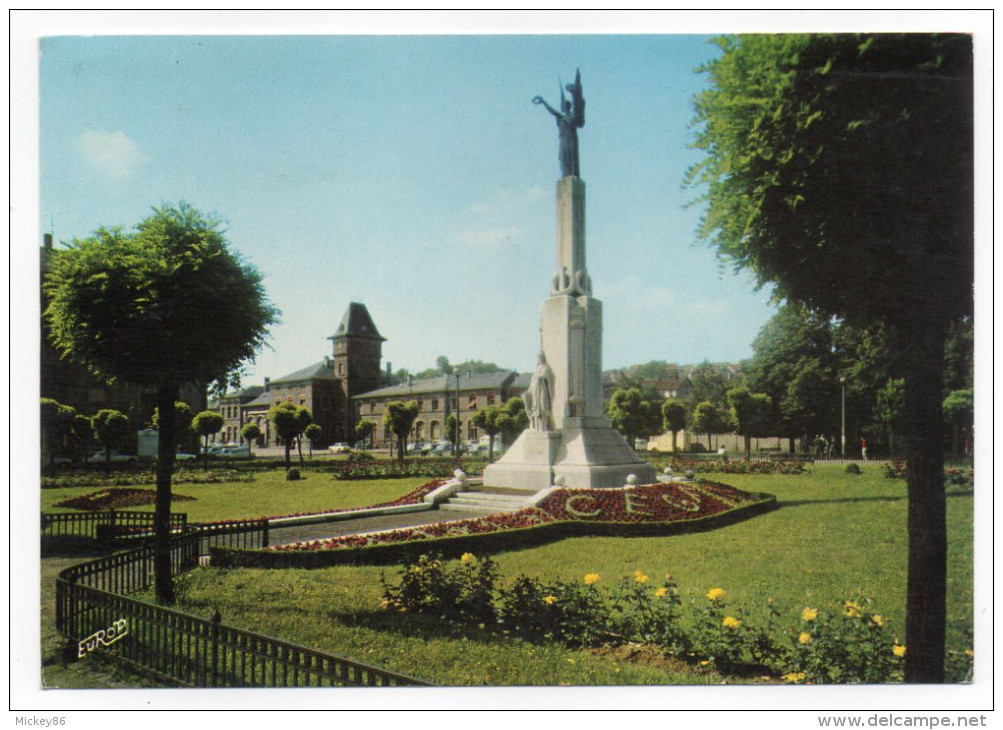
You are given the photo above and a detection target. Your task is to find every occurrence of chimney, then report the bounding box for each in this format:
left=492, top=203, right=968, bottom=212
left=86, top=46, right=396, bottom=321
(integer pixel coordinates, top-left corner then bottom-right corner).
left=43, top=233, right=53, bottom=250
left=263, top=377, right=271, bottom=391
left=386, top=362, right=392, bottom=378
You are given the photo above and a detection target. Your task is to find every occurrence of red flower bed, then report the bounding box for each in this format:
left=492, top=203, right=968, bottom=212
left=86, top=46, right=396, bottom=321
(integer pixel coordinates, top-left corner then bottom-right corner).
left=55, top=488, right=196, bottom=511
left=270, top=480, right=758, bottom=552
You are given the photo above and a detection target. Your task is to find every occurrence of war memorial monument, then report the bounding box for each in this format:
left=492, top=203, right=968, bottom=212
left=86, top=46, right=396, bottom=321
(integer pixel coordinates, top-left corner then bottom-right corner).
left=484, top=71, right=658, bottom=490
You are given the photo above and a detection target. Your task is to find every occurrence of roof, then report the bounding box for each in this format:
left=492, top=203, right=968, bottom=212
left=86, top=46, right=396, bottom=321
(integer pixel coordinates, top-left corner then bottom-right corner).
left=269, top=360, right=338, bottom=386
left=353, top=371, right=516, bottom=400
left=329, top=302, right=385, bottom=342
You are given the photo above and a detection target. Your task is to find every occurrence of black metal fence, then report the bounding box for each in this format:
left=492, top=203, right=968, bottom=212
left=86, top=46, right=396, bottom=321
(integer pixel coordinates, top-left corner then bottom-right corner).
left=42, top=510, right=187, bottom=540
left=55, top=528, right=428, bottom=687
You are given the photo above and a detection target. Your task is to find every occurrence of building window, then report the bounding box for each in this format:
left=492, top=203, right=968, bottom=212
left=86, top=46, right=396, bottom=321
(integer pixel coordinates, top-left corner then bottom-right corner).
left=430, top=421, right=439, bottom=440
left=487, top=394, right=495, bottom=406
left=431, top=398, right=439, bottom=411
left=468, top=394, right=477, bottom=410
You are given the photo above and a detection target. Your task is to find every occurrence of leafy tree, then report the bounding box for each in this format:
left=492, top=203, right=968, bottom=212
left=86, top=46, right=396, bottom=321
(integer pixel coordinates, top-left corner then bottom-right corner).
left=607, top=387, right=663, bottom=449
left=685, top=360, right=730, bottom=410
left=40, top=398, right=76, bottom=465
left=496, top=397, right=529, bottom=447
left=445, top=414, right=459, bottom=454
left=303, top=423, right=323, bottom=458
left=152, top=401, right=195, bottom=451
left=874, top=379, right=906, bottom=457
left=472, top=405, right=502, bottom=460
left=268, top=402, right=301, bottom=468
left=942, top=388, right=974, bottom=457
left=43, top=203, right=278, bottom=603
left=191, top=410, right=224, bottom=467
left=294, top=406, right=312, bottom=466
left=69, top=413, right=94, bottom=462
left=383, top=400, right=419, bottom=466
left=240, top=422, right=262, bottom=455
left=452, top=360, right=506, bottom=375
left=91, top=409, right=130, bottom=465
left=689, top=34, right=973, bottom=681
left=661, top=399, right=688, bottom=454
left=727, top=387, right=773, bottom=458
left=690, top=401, right=732, bottom=452
left=355, top=419, right=376, bottom=449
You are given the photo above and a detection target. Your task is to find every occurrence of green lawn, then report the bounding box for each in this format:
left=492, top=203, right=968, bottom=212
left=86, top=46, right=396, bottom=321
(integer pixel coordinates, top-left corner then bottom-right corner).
left=164, top=464, right=974, bottom=686
left=40, top=471, right=429, bottom=523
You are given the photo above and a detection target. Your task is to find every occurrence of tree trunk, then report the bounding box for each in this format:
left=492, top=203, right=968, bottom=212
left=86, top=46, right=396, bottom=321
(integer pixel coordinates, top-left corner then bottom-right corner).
left=283, top=439, right=291, bottom=470
left=744, top=434, right=752, bottom=459
left=297, top=436, right=304, bottom=466
left=901, top=317, right=948, bottom=683
left=154, top=383, right=178, bottom=605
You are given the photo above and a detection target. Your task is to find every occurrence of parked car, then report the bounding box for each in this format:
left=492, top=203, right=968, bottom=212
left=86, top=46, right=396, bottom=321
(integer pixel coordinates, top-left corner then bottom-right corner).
left=328, top=442, right=351, bottom=454
left=205, top=443, right=229, bottom=456
left=220, top=444, right=250, bottom=458
left=174, top=452, right=197, bottom=461
left=432, top=441, right=454, bottom=456
left=88, top=451, right=138, bottom=464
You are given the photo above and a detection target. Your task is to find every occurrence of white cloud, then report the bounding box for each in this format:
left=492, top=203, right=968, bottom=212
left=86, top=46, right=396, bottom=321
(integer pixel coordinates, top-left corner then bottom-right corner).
left=78, top=128, right=146, bottom=180
left=456, top=226, right=523, bottom=248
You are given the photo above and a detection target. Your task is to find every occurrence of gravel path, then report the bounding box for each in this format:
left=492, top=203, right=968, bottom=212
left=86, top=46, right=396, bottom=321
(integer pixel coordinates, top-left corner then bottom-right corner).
left=266, top=508, right=485, bottom=546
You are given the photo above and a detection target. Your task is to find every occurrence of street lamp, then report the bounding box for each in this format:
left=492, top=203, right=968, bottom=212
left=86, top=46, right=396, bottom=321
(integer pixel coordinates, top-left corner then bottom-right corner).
left=453, top=371, right=463, bottom=456
left=840, top=376, right=846, bottom=458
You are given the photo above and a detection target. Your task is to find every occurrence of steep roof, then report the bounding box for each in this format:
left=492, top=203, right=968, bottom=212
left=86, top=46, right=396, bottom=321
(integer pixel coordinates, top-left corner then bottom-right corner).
left=329, top=302, right=385, bottom=342
left=269, top=360, right=338, bottom=385
left=353, top=371, right=515, bottom=400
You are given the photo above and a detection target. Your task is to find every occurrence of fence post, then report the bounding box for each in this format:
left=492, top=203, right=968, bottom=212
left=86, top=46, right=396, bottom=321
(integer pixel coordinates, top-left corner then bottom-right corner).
left=210, top=609, right=221, bottom=687
left=262, top=521, right=269, bottom=549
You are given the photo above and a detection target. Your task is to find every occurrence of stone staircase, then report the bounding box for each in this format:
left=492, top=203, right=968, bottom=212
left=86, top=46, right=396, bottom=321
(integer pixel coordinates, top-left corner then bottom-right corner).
left=438, top=485, right=537, bottom=514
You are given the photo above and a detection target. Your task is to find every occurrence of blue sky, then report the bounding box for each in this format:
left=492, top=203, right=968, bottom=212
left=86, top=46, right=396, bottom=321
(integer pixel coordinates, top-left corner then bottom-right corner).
left=38, top=32, right=780, bottom=382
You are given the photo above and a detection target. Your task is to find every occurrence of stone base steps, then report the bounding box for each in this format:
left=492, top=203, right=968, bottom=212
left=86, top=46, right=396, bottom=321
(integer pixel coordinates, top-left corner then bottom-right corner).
left=439, top=488, right=535, bottom=514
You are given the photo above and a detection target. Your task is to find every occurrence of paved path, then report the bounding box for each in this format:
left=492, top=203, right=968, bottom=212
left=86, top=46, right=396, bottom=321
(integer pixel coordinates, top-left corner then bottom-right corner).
left=267, top=507, right=485, bottom=546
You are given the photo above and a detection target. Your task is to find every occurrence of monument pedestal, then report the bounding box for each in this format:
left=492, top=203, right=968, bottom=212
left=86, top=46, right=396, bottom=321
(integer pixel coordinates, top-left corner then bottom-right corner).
left=482, top=166, right=658, bottom=491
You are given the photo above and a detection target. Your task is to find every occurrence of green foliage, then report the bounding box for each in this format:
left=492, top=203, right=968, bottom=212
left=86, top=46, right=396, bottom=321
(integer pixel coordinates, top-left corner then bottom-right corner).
left=686, top=360, right=730, bottom=410
left=496, top=397, right=529, bottom=446
left=41, top=398, right=80, bottom=463
left=355, top=419, right=376, bottom=446
left=152, top=401, right=195, bottom=446
left=607, top=387, right=664, bottom=448
left=268, top=401, right=309, bottom=467
left=661, top=399, right=687, bottom=454
left=472, top=405, right=502, bottom=459
left=285, top=468, right=301, bottom=481
left=191, top=410, right=224, bottom=439
left=91, top=409, right=130, bottom=460
left=381, top=553, right=499, bottom=624
left=383, top=400, right=420, bottom=465
left=240, top=422, right=261, bottom=448
left=845, top=463, right=861, bottom=475
left=727, top=387, right=773, bottom=456
left=690, top=401, right=732, bottom=450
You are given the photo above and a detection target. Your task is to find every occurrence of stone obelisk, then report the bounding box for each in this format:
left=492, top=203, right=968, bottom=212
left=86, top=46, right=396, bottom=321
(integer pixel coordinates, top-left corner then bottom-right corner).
left=483, top=71, right=657, bottom=490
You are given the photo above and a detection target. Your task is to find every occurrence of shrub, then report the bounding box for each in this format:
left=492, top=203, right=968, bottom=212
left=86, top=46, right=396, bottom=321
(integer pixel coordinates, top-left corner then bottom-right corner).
left=689, top=443, right=708, bottom=453
left=285, top=468, right=301, bottom=481
left=381, top=552, right=498, bottom=624
left=784, top=598, right=904, bottom=683
left=883, top=460, right=907, bottom=479
left=845, top=463, right=861, bottom=475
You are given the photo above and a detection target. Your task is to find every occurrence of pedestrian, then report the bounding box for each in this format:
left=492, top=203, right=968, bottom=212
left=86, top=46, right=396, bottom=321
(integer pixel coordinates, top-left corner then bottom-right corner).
left=860, top=436, right=868, bottom=461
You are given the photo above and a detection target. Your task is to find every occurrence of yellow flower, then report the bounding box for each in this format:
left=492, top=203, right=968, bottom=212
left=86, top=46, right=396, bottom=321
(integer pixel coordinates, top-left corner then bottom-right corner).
left=654, top=586, right=668, bottom=598
left=634, top=570, right=649, bottom=583
left=584, top=573, right=600, bottom=585
left=699, top=660, right=711, bottom=666
left=460, top=552, right=475, bottom=564
left=543, top=595, right=557, bottom=605
left=799, top=632, right=812, bottom=645
left=722, top=616, right=741, bottom=629
left=843, top=600, right=862, bottom=618
left=870, top=614, right=885, bottom=627
left=410, top=565, right=423, bottom=574
left=965, top=648, right=974, bottom=657
left=567, top=658, right=575, bottom=665
left=706, top=587, right=726, bottom=602
left=801, top=607, right=818, bottom=622
left=893, top=644, right=906, bottom=658
left=782, top=672, right=806, bottom=684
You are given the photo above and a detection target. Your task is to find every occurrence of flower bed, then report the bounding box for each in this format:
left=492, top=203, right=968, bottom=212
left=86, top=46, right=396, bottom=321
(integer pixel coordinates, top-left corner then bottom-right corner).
left=647, top=457, right=807, bottom=476
left=54, top=488, right=197, bottom=511
left=258, top=480, right=768, bottom=556
left=329, top=458, right=489, bottom=480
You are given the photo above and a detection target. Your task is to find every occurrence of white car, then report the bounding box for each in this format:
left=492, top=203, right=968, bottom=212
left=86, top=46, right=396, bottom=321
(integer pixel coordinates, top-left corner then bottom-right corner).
left=328, top=442, right=351, bottom=454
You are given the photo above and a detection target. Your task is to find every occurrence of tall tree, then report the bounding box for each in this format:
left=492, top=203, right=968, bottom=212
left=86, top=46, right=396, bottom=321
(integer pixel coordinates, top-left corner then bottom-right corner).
left=874, top=378, right=906, bottom=457
left=690, top=401, right=732, bottom=452
left=191, top=410, right=224, bottom=468
left=607, top=387, right=663, bottom=450
left=268, top=402, right=301, bottom=469
left=472, top=405, right=502, bottom=460
left=40, top=398, right=76, bottom=465
left=689, top=34, right=973, bottom=681
left=152, top=400, right=195, bottom=451
left=91, top=409, right=130, bottom=465
left=303, top=423, right=323, bottom=458
left=355, top=419, right=376, bottom=449
left=240, top=422, right=262, bottom=456
left=661, top=399, right=688, bottom=454
left=685, top=360, right=730, bottom=410
left=942, top=388, right=974, bottom=457
left=383, top=400, right=419, bottom=466
left=44, top=202, right=277, bottom=603
left=294, top=406, right=312, bottom=466
left=727, top=387, right=773, bottom=458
